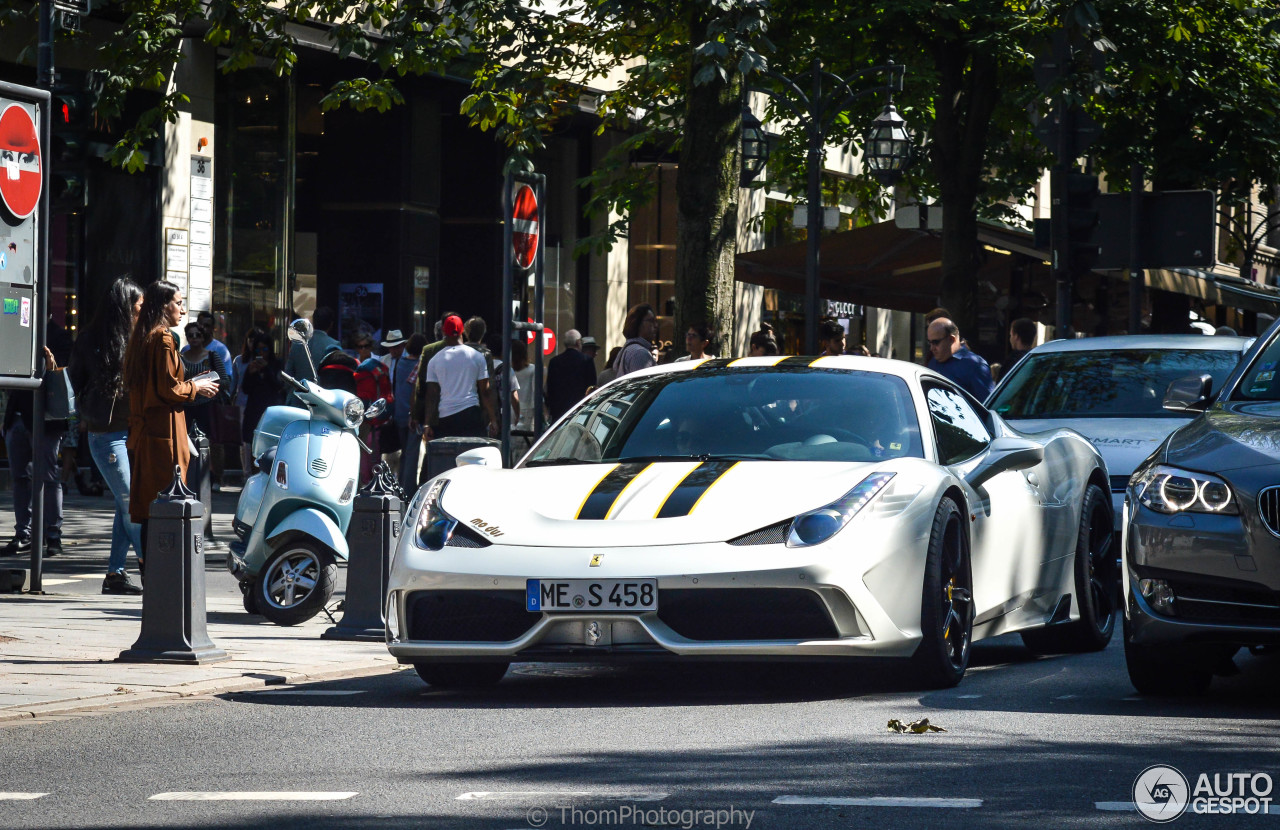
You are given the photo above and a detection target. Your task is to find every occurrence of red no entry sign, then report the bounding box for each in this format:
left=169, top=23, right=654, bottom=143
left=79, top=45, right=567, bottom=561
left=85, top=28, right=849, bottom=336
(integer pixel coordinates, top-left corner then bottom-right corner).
left=0, top=104, right=41, bottom=220
left=511, top=184, right=539, bottom=270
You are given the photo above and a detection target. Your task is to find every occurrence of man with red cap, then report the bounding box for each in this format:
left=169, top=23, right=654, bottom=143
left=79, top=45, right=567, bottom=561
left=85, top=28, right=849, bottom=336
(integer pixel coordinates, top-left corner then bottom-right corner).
left=415, top=314, right=497, bottom=454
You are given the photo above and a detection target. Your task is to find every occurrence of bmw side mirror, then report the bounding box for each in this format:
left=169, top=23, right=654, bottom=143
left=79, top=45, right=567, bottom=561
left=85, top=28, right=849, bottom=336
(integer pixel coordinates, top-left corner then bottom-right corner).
left=288, top=318, right=314, bottom=344
left=965, top=436, right=1045, bottom=490
left=456, top=446, right=503, bottom=468
left=1163, top=374, right=1213, bottom=412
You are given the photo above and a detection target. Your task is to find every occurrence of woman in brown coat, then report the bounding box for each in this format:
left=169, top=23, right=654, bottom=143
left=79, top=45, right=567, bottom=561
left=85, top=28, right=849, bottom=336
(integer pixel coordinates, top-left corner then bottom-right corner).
left=123, top=281, right=219, bottom=553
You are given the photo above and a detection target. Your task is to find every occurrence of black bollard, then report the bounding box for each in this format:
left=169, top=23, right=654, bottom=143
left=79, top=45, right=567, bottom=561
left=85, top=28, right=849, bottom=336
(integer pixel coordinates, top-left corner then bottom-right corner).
left=118, top=466, right=228, bottom=664
left=424, top=436, right=502, bottom=482
left=190, top=425, right=214, bottom=541
left=323, top=462, right=403, bottom=641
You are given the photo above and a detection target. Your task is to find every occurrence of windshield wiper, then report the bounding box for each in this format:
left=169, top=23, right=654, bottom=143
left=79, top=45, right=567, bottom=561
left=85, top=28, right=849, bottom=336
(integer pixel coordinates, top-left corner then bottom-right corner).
left=523, top=458, right=602, bottom=467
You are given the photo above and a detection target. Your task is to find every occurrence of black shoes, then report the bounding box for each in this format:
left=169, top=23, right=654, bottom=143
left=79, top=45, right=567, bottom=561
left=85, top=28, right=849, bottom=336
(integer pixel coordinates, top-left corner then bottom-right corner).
left=0, top=537, right=31, bottom=555
left=44, top=539, right=62, bottom=557
left=102, top=571, right=143, bottom=595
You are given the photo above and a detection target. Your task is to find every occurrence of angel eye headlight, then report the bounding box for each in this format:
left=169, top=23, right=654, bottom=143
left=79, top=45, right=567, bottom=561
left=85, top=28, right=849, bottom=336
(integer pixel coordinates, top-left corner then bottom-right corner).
left=1135, top=465, right=1238, bottom=515
left=343, top=397, right=365, bottom=428
left=786, top=472, right=895, bottom=548
left=414, top=479, right=458, bottom=550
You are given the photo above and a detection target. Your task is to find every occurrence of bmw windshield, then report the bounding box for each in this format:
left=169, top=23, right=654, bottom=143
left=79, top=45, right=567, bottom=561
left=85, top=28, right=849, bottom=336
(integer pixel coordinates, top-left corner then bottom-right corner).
left=990, top=349, right=1242, bottom=419
left=524, top=367, right=925, bottom=466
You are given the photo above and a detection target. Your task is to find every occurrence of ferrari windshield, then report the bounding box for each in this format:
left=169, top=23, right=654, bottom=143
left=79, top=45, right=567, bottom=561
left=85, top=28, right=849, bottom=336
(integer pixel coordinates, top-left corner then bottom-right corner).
left=990, top=349, right=1242, bottom=419
left=524, top=367, right=925, bottom=466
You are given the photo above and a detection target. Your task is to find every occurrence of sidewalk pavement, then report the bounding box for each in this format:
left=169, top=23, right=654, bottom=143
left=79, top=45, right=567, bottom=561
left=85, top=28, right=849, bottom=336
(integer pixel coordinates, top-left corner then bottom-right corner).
left=0, top=488, right=399, bottom=724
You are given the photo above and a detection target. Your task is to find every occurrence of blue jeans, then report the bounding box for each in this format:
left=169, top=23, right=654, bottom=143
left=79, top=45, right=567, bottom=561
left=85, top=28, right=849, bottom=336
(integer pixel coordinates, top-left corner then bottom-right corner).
left=87, top=430, right=143, bottom=573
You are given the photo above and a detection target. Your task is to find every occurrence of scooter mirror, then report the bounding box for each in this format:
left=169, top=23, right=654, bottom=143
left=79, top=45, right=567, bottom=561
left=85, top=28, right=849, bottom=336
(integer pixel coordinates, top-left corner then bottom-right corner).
left=288, top=318, right=314, bottom=344
left=365, top=398, right=388, bottom=420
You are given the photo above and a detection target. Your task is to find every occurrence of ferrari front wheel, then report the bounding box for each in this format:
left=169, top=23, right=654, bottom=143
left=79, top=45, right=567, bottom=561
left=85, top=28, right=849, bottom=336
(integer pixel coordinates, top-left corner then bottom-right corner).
left=909, top=495, right=973, bottom=689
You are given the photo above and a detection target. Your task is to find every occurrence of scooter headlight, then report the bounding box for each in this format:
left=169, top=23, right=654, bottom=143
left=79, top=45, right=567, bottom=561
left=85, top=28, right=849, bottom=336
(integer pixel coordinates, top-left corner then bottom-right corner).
left=343, top=397, right=365, bottom=428
left=786, top=472, right=895, bottom=547
left=414, top=479, right=458, bottom=551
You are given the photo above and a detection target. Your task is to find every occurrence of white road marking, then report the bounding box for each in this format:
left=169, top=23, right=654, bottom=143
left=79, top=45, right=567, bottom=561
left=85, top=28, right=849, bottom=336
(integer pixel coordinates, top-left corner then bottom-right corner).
left=37, top=578, right=76, bottom=586
left=457, top=791, right=669, bottom=802
left=149, top=792, right=358, bottom=801
left=1096, top=802, right=1135, bottom=811
left=774, top=796, right=982, bottom=808
left=957, top=694, right=983, bottom=699
left=247, top=690, right=366, bottom=696
left=0, top=793, right=48, bottom=800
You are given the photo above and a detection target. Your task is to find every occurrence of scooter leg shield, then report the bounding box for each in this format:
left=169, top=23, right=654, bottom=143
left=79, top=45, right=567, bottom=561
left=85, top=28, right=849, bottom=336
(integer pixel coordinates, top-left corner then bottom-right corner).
left=266, top=508, right=350, bottom=561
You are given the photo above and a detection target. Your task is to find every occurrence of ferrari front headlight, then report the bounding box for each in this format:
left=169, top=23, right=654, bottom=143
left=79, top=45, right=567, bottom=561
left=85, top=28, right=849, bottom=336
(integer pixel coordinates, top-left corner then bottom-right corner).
left=343, top=397, right=365, bottom=428
left=786, top=472, right=895, bottom=547
left=413, top=478, right=458, bottom=550
left=1134, top=465, right=1238, bottom=515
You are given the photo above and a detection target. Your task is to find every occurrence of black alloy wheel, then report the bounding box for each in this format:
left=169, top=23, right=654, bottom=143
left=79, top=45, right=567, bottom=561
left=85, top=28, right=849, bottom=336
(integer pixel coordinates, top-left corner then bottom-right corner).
left=910, top=496, right=973, bottom=688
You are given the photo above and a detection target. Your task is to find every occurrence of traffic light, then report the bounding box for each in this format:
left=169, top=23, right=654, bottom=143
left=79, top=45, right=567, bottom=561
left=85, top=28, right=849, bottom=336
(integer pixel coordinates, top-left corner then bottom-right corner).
left=49, top=87, right=88, bottom=213
left=1067, top=172, right=1101, bottom=271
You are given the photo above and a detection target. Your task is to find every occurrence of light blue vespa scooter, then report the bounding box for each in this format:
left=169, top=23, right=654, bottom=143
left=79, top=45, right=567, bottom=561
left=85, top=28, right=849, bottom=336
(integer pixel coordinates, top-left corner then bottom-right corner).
left=228, top=319, right=386, bottom=625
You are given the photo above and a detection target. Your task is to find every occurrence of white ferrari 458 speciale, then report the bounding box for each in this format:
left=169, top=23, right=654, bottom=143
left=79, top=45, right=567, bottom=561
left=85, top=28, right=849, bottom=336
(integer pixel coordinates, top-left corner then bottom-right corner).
left=386, top=355, right=1114, bottom=689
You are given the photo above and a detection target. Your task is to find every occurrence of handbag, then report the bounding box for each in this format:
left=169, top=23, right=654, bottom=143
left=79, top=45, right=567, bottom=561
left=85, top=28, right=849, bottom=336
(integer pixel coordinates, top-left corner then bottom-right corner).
left=209, top=403, right=243, bottom=446
left=378, top=419, right=402, bottom=454
left=43, top=368, right=76, bottom=421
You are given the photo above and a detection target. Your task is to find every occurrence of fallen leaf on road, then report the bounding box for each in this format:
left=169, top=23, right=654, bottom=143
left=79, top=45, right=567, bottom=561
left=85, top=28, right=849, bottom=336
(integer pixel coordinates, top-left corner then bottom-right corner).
left=887, top=717, right=946, bottom=734
left=114, top=686, right=130, bottom=693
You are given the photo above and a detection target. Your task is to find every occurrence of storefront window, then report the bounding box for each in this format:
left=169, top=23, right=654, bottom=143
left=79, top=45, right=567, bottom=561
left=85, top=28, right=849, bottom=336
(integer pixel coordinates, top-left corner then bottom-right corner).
left=627, top=164, right=677, bottom=355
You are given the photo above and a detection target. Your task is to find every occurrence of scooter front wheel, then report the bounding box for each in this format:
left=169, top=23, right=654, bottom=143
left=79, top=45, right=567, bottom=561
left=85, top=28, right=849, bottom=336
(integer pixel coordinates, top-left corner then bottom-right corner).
left=255, top=542, right=337, bottom=626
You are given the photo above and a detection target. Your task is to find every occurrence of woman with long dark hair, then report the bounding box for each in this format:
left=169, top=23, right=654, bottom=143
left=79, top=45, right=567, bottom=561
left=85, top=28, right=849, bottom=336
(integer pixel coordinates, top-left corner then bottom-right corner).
left=69, top=277, right=145, bottom=594
left=124, top=281, right=219, bottom=558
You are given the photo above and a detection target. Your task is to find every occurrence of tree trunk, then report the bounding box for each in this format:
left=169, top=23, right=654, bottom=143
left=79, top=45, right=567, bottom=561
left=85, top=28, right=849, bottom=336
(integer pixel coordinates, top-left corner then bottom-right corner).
left=675, top=20, right=741, bottom=359
left=930, top=38, right=1000, bottom=341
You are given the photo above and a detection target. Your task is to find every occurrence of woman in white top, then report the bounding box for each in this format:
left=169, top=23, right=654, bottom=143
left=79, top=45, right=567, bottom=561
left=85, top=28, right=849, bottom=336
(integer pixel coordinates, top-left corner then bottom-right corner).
left=674, top=323, right=715, bottom=362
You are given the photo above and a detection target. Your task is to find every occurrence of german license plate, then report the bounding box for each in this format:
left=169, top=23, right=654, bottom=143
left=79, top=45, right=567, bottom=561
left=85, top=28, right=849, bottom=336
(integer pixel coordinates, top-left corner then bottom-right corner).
left=526, top=579, right=658, bottom=612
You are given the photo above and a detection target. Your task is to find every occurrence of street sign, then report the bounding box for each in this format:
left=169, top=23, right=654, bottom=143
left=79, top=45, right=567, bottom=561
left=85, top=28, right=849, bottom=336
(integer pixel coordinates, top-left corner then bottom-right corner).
left=0, top=104, right=42, bottom=220
left=512, top=184, right=539, bottom=270
left=541, top=327, right=556, bottom=356
left=895, top=203, right=943, bottom=231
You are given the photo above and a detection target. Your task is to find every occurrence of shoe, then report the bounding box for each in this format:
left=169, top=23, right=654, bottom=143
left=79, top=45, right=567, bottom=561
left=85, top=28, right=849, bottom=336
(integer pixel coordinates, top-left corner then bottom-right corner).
left=43, top=540, right=62, bottom=557
left=0, top=537, right=31, bottom=556
left=102, top=572, right=143, bottom=595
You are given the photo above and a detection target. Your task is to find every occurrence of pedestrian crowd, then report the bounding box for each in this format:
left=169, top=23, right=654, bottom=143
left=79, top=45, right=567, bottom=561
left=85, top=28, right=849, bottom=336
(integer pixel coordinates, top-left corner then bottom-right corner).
left=1, top=277, right=1021, bottom=597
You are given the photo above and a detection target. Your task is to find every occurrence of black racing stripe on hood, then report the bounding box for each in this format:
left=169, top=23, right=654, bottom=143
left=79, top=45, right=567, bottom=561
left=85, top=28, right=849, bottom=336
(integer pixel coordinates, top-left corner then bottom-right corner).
left=697, top=357, right=737, bottom=369
left=577, top=462, right=651, bottom=520
left=656, top=461, right=739, bottom=518
left=778, top=355, right=820, bottom=368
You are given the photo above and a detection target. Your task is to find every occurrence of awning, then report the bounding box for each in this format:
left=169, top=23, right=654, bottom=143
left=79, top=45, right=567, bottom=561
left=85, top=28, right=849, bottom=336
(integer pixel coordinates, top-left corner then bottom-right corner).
left=735, top=218, right=1280, bottom=315
left=734, top=219, right=1031, bottom=314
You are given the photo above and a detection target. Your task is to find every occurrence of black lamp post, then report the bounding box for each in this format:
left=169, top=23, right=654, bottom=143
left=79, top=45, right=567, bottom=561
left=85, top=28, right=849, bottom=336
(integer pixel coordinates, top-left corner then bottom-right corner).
left=746, top=59, right=908, bottom=354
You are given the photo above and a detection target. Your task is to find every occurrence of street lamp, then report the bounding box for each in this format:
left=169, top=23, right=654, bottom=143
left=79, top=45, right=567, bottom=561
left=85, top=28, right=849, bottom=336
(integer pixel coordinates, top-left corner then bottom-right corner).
left=740, top=106, right=770, bottom=187
left=747, top=59, right=908, bottom=354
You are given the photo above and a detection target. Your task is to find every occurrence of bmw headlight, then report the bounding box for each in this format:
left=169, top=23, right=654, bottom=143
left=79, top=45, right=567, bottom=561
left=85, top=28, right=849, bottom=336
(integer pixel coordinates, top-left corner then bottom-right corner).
left=786, top=472, right=895, bottom=547
left=1134, top=465, right=1238, bottom=515
left=343, top=397, right=365, bottom=428
left=413, top=479, right=458, bottom=550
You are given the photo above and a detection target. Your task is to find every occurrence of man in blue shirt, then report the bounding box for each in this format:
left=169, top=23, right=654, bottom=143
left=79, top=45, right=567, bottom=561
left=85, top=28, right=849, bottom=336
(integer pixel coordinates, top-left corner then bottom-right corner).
left=926, top=317, right=994, bottom=401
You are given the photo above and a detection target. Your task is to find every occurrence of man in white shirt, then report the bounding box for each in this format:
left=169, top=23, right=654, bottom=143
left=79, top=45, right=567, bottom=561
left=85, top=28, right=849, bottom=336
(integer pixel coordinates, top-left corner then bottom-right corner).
left=422, top=315, right=497, bottom=440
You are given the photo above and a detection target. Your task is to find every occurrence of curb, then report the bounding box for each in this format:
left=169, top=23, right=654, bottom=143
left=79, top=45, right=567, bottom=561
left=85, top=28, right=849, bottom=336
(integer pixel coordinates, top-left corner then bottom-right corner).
left=0, top=660, right=401, bottom=723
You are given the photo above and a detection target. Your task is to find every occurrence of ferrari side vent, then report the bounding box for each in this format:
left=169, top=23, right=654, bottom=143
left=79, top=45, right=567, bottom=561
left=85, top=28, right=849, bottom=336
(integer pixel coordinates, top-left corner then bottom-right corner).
left=1258, top=486, right=1280, bottom=537
left=728, top=520, right=791, bottom=546
left=446, top=524, right=492, bottom=548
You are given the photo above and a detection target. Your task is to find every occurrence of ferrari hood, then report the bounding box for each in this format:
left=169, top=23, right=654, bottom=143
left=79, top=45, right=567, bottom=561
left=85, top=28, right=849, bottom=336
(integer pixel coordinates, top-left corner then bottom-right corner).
left=1004, top=417, right=1187, bottom=479
left=436, top=460, right=896, bottom=547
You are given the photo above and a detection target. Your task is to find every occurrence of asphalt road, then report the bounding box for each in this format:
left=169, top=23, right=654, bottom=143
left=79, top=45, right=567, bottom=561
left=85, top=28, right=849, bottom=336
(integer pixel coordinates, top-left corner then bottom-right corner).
left=1, top=624, right=1278, bottom=830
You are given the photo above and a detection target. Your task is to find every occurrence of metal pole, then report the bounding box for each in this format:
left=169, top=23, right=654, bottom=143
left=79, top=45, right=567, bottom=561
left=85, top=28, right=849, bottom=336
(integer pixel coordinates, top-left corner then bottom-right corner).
left=500, top=170, right=513, bottom=465
left=1051, top=107, right=1075, bottom=338
left=1129, top=163, right=1144, bottom=335
left=804, top=59, right=823, bottom=356
left=532, top=176, right=545, bottom=439
left=30, top=0, right=54, bottom=593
